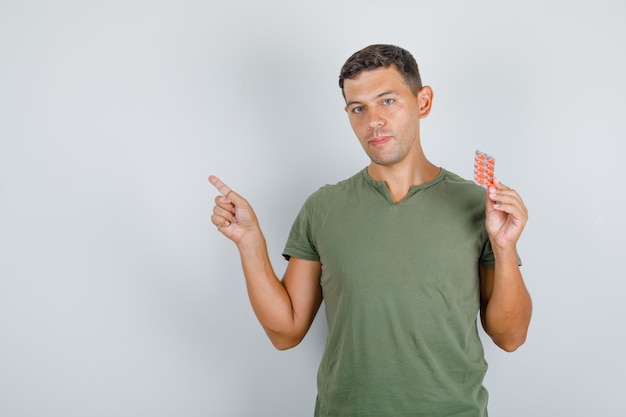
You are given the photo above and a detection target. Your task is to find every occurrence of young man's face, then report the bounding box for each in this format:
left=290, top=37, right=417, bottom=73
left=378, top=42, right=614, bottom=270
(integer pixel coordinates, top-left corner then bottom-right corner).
left=343, top=66, right=429, bottom=168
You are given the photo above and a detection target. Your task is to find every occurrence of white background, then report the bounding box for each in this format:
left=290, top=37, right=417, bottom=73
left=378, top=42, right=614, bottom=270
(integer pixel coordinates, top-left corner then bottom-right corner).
left=1, top=1, right=625, bottom=416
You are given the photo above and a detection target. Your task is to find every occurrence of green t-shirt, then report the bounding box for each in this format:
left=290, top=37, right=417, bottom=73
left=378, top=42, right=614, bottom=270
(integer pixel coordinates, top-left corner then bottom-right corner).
left=283, top=168, right=495, bottom=417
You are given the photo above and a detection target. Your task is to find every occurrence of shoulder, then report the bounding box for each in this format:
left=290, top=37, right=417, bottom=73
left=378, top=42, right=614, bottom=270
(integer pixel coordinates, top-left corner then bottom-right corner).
left=439, top=168, right=484, bottom=193
left=289, top=170, right=365, bottom=234
left=439, top=168, right=478, bottom=187
left=435, top=168, right=486, bottom=206
left=305, top=169, right=367, bottom=202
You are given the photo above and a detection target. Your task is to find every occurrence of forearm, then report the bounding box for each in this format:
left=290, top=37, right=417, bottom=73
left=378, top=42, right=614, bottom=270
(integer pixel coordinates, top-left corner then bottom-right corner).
left=236, top=232, right=299, bottom=347
left=482, top=248, right=532, bottom=352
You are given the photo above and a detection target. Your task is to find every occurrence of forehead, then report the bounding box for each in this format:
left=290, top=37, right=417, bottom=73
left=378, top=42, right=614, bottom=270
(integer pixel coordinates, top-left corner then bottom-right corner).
left=343, top=66, right=411, bottom=103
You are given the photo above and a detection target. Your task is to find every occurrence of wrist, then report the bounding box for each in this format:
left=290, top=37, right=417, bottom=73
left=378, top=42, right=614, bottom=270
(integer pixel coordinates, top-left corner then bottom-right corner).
left=236, top=228, right=265, bottom=253
left=491, top=241, right=518, bottom=262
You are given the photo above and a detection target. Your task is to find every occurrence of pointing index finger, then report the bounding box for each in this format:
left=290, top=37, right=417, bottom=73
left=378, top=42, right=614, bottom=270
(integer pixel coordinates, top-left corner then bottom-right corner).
left=208, top=175, right=233, bottom=197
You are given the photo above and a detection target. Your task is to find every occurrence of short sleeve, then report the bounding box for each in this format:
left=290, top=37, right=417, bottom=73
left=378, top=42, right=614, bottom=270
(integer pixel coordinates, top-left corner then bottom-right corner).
left=282, top=192, right=321, bottom=262
left=479, top=238, right=523, bottom=268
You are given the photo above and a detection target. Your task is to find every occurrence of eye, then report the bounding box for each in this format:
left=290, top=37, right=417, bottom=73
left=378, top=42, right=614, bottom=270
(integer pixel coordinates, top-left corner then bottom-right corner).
left=352, top=106, right=364, bottom=114
left=382, top=98, right=394, bottom=105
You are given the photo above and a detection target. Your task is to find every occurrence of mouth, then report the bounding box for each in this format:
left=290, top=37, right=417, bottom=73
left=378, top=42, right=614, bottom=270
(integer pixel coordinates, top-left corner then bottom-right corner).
left=368, top=136, right=392, bottom=147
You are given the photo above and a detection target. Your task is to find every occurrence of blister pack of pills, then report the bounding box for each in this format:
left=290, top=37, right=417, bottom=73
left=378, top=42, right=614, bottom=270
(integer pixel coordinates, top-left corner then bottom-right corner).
left=474, top=150, right=495, bottom=188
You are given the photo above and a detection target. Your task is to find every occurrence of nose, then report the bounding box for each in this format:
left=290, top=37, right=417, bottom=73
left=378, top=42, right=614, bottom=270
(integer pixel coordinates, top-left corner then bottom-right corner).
left=367, top=109, right=385, bottom=130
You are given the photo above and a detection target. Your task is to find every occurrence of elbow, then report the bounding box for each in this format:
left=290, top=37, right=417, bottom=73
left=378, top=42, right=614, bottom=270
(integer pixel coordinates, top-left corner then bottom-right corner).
left=483, top=307, right=532, bottom=352
left=267, top=331, right=304, bottom=351
left=497, top=340, right=523, bottom=353
left=272, top=341, right=298, bottom=351
left=271, top=338, right=298, bottom=351
left=493, top=332, right=528, bottom=353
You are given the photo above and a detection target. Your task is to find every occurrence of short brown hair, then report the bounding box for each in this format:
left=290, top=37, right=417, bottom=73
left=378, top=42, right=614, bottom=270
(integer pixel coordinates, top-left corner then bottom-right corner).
left=338, top=44, right=423, bottom=94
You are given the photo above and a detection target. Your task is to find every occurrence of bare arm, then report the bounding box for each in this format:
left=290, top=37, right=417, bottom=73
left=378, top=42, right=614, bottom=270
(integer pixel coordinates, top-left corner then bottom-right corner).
left=480, top=178, right=532, bottom=352
left=209, top=175, right=322, bottom=350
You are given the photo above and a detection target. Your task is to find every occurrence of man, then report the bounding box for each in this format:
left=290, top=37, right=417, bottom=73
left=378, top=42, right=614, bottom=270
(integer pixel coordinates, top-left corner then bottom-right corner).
left=209, top=44, right=532, bottom=416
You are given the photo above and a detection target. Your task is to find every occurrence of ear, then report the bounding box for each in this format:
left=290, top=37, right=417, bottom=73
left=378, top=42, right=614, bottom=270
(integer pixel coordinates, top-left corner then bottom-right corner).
left=417, top=86, right=434, bottom=118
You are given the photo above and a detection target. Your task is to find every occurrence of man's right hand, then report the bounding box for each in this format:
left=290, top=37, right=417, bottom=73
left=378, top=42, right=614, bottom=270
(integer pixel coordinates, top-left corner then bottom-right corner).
left=209, top=175, right=260, bottom=246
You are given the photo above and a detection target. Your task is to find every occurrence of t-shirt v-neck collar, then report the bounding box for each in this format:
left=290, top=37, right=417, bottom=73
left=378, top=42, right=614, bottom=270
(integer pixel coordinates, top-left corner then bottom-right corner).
left=360, top=167, right=445, bottom=205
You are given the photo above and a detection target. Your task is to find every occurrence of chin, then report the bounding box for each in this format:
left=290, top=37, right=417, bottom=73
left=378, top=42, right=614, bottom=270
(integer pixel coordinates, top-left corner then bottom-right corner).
left=370, top=153, right=405, bottom=167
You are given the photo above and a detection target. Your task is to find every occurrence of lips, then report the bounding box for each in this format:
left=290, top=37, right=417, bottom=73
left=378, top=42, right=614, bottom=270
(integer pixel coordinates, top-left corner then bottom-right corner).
left=369, top=136, right=392, bottom=147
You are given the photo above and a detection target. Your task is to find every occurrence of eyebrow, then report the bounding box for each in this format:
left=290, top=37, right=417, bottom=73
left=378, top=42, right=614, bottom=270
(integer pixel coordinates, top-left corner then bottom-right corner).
left=345, top=90, right=397, bottom=108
